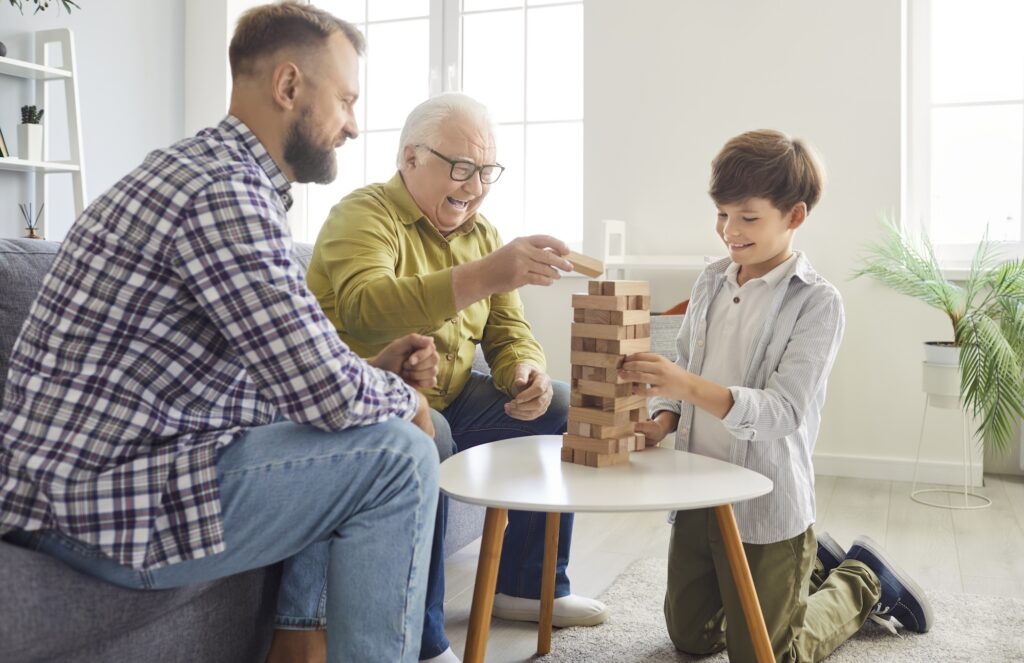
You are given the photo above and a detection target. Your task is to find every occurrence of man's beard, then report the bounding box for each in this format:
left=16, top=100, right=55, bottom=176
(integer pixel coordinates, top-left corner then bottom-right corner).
left=283, top=110, right=337, bottom=184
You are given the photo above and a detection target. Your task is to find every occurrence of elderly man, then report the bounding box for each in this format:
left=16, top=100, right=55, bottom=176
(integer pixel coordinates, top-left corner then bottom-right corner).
left=0, top=4, right=441, bottom=663
left=306, top=93, right=608, bottom=663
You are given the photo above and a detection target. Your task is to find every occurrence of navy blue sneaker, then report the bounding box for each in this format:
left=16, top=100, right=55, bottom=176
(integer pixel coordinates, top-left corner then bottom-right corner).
left=816, top=531, right=845, bottom=577
left=845, top=536, right=933, bottom=633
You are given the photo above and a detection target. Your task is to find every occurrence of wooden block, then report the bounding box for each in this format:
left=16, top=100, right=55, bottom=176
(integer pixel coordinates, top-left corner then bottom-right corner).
left=633, top=323, right=651, bottom=338
left=578, top=309, right=650, bottom=326
left=627, top=295, right=652, bottom=310
left=560, top=445, right=574, bottom=462
left=594, top=337, right=652, bottom=355
left=568, top=406, right=631, bottom=426
left=634, top=432, right=648, bottom=451
left=600, top=394, right=649, bottom=413
left=570, top=337, right=598, bottom=352
left=563, top=434, right=621, bottom=454
left=567, top=420, right=592, bottom=437
left=579, top=365, right=628, bottom=384
left=566, top=251, right=604, bottom=278
left=576, top=379, right=633, bottom=398
left=588, top=281, right=603, bottom=295
left=589, top=421, right=638, bottom=439
left=571, top=365, right=583, bottom=379
left=571, top=323, right=628, bottom=340
left=571, top=294, right=628, bottom=311
left=570, top=351, right=623, bottom=369
left=593, top=450, right=630, bottom=467
left=630, top=408, right=650, bottom=423
left=600, top=281, right=650, bottom=296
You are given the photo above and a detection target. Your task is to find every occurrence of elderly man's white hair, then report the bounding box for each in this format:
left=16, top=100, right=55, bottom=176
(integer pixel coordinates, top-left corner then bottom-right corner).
left=396, top=92, right=497, bottom=169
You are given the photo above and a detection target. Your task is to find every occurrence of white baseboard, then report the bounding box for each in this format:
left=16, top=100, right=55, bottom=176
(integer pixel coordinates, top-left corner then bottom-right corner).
left=813, top=451, right=983, bottom=486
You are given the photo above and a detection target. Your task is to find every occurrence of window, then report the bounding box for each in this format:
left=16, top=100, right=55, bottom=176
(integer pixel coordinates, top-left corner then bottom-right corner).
left=299, top=0, right=584, bottom=248
left=906, top=0, right=1024, bottom=265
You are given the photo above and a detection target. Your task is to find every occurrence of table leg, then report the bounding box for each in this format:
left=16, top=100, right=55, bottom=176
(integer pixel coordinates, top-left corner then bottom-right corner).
left=537, top=511, right=560, bottom=654
left=712, top=504, right=774, bottom=663
left=464, top=507, right=508, bottom=663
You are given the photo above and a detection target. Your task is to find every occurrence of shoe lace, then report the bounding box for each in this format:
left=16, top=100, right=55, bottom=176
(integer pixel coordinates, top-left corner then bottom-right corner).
left=869, top=602, right=901, bottom=637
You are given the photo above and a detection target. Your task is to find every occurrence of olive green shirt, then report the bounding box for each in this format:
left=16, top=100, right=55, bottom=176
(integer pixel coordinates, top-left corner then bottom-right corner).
left=307, top=172, right=547, bottom=410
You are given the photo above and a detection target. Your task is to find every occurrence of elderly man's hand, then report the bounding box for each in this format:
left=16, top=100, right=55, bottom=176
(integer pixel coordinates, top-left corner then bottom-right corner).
left=486, top=235, right=574, bottom=290
left=369, top=334, right=439, bottom=390
left=505, top=363, right=553, bottom=421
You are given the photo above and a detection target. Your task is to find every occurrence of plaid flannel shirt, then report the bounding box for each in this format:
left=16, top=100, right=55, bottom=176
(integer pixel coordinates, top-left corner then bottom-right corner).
left=0, top=116, right=419, bottom=570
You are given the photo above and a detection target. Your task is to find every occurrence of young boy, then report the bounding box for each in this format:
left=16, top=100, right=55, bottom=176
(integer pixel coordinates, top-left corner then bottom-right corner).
left=620, top=130, right=932, bottom=662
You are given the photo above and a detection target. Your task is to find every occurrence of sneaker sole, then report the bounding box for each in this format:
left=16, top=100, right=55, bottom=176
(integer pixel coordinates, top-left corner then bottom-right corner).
left=849, top=535, right=933, bottom=633
left=492, top=605, right=610, bottom=628
left=817, top=531, right=845, bottom=573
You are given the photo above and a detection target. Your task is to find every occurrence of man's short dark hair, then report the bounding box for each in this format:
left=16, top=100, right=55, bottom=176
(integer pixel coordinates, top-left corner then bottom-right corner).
left=229, top=1, right=365, bottom=80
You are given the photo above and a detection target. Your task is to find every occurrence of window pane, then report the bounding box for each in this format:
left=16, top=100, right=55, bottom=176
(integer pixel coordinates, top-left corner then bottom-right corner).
left=366, top=20, right=429, bottom=130
left=464, top=0, right=521, bottom=10
left=481, top=124, right=525, bottom=241
left=368, top=0, right=428, bottom=21
left=931, top=0, right=1024, bottom=104
left=930, top=104, right=1023, bottom=244
left=306, top=140, right=367, bottom=241
left=315, top=0, right=365, bottom=23
left=526, top=4, right=582, bottom=121
left=365, top=130, right=402, bottom=184
left=524, top=122, right=582, bottom=246
left=462, top=10, right=524, bottom=123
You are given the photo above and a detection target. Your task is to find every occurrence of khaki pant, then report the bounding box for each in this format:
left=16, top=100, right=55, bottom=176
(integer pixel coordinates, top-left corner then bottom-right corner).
left=664, top=509, right=881, bottom=663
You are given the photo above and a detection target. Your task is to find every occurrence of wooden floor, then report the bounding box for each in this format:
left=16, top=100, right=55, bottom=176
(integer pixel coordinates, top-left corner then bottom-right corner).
left=440, top=473, right=1024, bottom=662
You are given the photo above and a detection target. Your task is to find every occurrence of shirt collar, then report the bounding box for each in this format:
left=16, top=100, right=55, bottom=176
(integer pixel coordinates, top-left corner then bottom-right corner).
left=714, top=251, right=813, bottom=289
left=386, top=171, right=479, bottom=237
left=217, top=115, right=294, bottom=211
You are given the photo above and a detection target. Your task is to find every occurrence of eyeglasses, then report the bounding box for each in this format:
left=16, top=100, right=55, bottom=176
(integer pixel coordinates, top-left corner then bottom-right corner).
left=421, top=146, right=505, bottom=184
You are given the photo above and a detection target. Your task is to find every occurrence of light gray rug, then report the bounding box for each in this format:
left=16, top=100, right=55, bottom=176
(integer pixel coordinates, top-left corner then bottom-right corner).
left=547, top=558, right=1024, bottom=662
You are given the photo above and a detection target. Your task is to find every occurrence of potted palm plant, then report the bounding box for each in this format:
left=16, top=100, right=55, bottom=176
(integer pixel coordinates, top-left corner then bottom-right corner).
left=853, top=219, right=1024, bottom=454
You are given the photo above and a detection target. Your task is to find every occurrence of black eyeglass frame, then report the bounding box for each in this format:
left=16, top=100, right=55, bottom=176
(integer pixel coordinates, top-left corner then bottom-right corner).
left=420, top=145, right=505, bottom=184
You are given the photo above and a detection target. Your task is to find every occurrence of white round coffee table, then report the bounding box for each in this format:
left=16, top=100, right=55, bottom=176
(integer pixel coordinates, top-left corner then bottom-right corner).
left=439, top=435, right=774, bottom=663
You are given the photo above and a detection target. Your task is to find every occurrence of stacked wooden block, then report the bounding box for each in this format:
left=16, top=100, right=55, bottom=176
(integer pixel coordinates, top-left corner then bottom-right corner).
left=561, top=280, right=652, bottom=467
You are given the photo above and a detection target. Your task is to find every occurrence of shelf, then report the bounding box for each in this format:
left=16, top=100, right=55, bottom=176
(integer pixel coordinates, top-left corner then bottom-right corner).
left=605, top=254, right=710, bottom=271
left=0, top=55, right=72, bottom=80
left=0, top=157, right=81, bottom=173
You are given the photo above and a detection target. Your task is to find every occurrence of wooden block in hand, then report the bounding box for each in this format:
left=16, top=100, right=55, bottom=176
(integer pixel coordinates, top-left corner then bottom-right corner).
left=581, top=365, right=628, bottom=384
left=600, top=281, right=650, bottom=296
left=566, top=251, right=604, bottom=278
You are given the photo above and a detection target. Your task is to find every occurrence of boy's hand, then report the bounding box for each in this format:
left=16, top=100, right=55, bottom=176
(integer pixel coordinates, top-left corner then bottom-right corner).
left=619, top=352, right=690, bottom=400
left=634, top=412, right=677, bottom=447
left=368, top=334, right=439, bottom=389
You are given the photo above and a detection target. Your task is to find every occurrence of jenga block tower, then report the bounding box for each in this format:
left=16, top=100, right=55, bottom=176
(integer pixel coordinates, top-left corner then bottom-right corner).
left=561, top=280, right=652, bottom=467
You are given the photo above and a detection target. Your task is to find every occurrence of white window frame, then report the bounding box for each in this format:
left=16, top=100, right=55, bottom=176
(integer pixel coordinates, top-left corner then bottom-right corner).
left=295, top=0, right=584, bottom=247
left=904, top=0, right=1024, bottom=271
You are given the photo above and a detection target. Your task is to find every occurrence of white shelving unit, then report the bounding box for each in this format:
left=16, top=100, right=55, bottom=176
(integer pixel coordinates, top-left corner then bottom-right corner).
left=602, top=219, right=712, bottom=279
left=0, top=28, right=86, bottom=238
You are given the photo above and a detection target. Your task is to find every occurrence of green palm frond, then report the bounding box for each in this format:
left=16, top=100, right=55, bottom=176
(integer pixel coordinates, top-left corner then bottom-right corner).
left=854, top=218, right=1024, bottom=454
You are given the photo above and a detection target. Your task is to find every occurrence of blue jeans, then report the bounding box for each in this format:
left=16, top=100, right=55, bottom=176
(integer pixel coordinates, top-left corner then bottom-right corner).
left=268, top=374, right=573, bottom=660
left=6, top=418, right=439, bottom=663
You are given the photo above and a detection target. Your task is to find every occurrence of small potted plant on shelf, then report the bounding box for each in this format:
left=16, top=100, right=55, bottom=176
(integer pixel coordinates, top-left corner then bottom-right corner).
left=852, top=218, right=1024, bottom=454
left=18, top=202, right=43, bottom=239
left=18, top=104, right=43, bottom=162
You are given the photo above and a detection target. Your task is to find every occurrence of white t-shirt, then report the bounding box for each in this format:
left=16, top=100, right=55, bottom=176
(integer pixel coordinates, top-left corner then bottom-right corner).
left=690, top=254, right=798, bottom=461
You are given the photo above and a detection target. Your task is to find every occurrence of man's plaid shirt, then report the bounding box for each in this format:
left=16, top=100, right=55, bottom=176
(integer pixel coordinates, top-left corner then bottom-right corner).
left=0, top=116, right=419, bottom=570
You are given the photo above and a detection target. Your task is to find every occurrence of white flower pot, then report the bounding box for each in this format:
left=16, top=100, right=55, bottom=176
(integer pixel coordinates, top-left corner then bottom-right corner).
left=17, top=123, right=42, bottom=162
left=923, top=341, right=958, bottom=366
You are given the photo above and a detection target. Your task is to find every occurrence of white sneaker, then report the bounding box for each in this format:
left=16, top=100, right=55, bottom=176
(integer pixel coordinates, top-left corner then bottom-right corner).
left=421, top=646, right=461, bottom=663
left=492, top=593, right=609, bottom=627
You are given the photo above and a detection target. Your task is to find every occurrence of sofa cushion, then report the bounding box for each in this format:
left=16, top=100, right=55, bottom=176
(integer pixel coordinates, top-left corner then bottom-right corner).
left=0, top=239, right=60, bottom=404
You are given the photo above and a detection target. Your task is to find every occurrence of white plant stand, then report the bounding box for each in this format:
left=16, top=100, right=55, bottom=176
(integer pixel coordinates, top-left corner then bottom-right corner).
left=910, top=361, right=991, bottom=509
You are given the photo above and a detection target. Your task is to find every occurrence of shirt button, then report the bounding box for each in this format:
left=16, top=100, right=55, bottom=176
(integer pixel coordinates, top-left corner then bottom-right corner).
left=439, top=388, right=448, bottom=396
left=697, top=339, right=704, bottom=347
left=450, top=318, right=457, bottom=325
left=446, top=353, right=455, bottom=361
left=733, top=296, right=740, bottom=304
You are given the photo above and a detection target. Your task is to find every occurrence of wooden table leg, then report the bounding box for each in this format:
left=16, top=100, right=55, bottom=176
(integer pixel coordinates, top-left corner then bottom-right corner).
left=537, top=511, right=560, bottom=655
left=713, top=504, right=774, bottom=663
left=464, top=507, right=508, bottom=663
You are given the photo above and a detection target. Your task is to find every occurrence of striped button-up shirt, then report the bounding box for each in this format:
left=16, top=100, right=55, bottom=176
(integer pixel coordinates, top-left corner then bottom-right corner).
left=650, top=252, right=845, bottom=544
left=0, top=116, right=419, bottom=570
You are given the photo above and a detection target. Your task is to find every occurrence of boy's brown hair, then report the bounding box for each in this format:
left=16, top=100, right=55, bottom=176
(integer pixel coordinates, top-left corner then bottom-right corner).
left=709, top=129, right=825, bottom=213
left=229, top=1, right=365, bottom=80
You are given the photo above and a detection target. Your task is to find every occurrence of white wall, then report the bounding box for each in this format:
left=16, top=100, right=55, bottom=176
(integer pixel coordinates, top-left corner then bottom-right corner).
left=532, top=0, right=1020, bottom=480
left=0, top=0, right=185, bottom=240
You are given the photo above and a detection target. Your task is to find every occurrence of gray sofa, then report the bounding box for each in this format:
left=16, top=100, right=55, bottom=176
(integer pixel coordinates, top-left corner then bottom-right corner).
left=0, top=238, right=485, bottom=663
